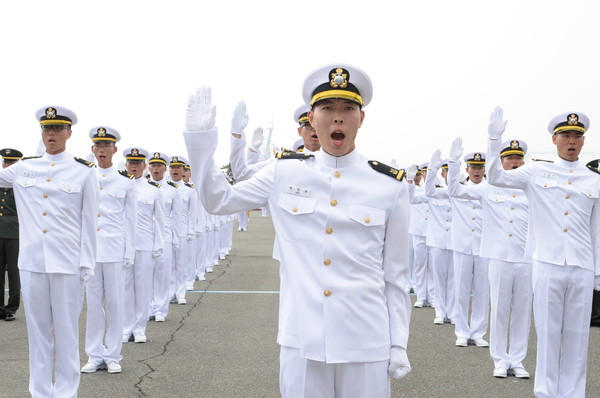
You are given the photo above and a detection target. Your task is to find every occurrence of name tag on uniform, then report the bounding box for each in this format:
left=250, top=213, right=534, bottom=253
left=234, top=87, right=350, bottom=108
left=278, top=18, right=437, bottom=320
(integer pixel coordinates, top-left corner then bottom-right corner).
left=22, top=172, right=35, bottom=178
left=541, top=172, right=557, bottom=179
left=287, top=185, right=310, bottom=197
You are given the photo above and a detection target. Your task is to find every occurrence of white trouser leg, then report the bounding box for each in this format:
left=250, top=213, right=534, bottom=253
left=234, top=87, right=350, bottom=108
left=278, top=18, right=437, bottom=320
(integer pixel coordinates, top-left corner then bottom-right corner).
left=85, top=261, right=125, bottom=363
left=132, top=251, right=153, bottom=336
left=196, top=234, right=207, bottom=277
left=21, top=270, right=83, bottom=398
left=185, top=238, right=196, bottom=286
left=488, top=259, right=513, bottom=369
left=152, top=243, right=172, bottom=317
left=430, top=247, right=452, bottom=319
left=469, top=255, right=490, bottom=339
left=532, top=260, right=593, bottom=398
left=508, top=261, right=532, bottom=369
left=412, top=235, right=428, bottom=301
left=453, top=251, right=474, bottom=338
left=173, top=243, right=186, bottom=300
left=238, top=211, right=248, bottom=229
left=279, top=346, right=390, bottom=398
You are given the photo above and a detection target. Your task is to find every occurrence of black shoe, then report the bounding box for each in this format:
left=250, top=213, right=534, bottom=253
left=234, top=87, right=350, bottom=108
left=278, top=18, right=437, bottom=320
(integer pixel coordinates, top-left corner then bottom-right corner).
left=0, top=312, right=5, bottom=320
left=148, top=315, right=156, bottom=321
left=5, top=313, right=15, bottom=321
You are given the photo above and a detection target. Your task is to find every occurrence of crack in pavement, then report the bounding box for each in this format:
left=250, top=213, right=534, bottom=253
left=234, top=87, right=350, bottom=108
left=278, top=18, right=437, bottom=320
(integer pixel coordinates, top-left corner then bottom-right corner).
left=133, top=253, right=234, bottom=397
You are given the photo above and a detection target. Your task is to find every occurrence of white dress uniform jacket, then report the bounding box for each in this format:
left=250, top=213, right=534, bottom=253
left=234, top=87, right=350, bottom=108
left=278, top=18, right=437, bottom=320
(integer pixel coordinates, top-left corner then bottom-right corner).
left=186, top=129, right=412, bottom=363
left=134, top=179, right=164, bottom=252
left=0, top=152, right=98, bottom=273
left=96, top=167, right=137, bottom=262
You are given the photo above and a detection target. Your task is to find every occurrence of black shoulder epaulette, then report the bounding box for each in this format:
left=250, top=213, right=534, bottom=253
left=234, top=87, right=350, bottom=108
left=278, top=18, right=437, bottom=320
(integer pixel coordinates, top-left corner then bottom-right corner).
left=275, top=151, right=314, bottom=160
left=532, top=158, right=553, bottom=163
left=435, top=184, right=443, bottom=188
left=167, top=181, right=179, bottom=188
left=119, top=170, right=134, bottom=179
left=21, top=156, right=42, bottom=161
left=368, top=160, right=406, bottom=181
left=586, top=159, right=600, bottom=175
left=148, top=180, right=161, bottom=188
left=75, top=157, right=95, bottom=167
left=184, top=182, right=194, bottom=188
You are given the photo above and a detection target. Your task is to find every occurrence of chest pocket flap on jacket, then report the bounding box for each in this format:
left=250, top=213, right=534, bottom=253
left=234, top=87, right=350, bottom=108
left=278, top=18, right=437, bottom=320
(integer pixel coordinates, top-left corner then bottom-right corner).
left=277, top=193, right=317, bottom=215
left=534, top=176, right=558, bottom=189
left=59, top=183, right=82, bottom=194
left=349, top=205, right=385, bottom=226
left=16, top=175, right=37, bottom=188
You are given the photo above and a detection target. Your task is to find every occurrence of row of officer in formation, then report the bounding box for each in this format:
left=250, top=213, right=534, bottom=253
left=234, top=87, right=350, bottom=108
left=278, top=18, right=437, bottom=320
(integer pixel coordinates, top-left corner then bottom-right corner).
left=0, top=105, right=242, bottom=398
left=405, top=108, right=600, bottom=398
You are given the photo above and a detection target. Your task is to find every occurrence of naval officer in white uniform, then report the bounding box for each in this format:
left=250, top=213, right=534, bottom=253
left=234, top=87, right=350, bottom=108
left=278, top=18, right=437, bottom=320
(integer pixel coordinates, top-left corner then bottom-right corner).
left=184, top=64, right=412, bottom=398
left=486, top=107, right=600, bottom=398
left=0, top=105, right=99, bottom=398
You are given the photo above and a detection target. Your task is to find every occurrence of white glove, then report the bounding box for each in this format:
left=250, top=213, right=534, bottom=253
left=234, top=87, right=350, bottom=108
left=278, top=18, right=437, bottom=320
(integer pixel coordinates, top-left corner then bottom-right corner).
left=488, top=106, right=508, bottom=140
left=185, top=86, right=217, bottom=131
left=388, top=346, right=411, bottom=380
left=186, top=233, right=195, bottom=241
left=231, top=101, right=249, bottom=134
left=206, top=226, right=211, bottom=232
left=80, top=268, right=94, bottom=283
left=123, top=259, right=134, bottom=269
left=429, top=149, right=442, bottom=171
left=405, top=163, right=418, bottom=181
left=448, top=137, right=464, bottom=163
left=196, top=231, right=202, bottom=237
left=250, top=127, right=264, bottom=151
left=152, top=249, right=163, bottom=258
left=172, top=242, right=180, bottom=251
left=595, top=275, right=600, bottom=291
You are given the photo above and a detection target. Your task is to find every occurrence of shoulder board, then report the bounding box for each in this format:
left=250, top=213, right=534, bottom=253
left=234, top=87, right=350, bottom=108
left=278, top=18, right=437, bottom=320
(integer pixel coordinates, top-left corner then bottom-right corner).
left=148, top=180, right=161, bottom=188
left=167, top=181, right=179, bottom=188
left=368, top=160, right=406, bottom=181
left=119, top=170, right=134, bottom=179
left=275, top=151, right=314, bottom=160
left=184, top=182, right=194, bottom=188
left=586, top=159, right=600, bottom=175
left=21, top=156, right=42, bottom=161
left=75, top=157, right=95, bottom=167
left=532, top=158, right=553, bottom=163
left=435, top=184, right=443, bottom=188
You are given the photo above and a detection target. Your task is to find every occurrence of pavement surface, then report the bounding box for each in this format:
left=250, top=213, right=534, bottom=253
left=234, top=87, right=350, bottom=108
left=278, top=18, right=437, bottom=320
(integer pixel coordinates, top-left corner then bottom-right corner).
left=1, top=213, right=600, bottom=397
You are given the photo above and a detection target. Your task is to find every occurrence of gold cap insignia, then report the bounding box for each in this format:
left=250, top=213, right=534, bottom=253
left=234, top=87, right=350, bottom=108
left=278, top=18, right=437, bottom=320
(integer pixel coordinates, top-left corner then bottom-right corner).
left=45, top=107, right=57, bottom=119
left=330, top=68, right=348, bottom=89
left=172, top=156, right=179, bottom=162
left=153, top=152, right=161, bottom=159
left=511, top=140, right=519, bottom=149
left=97, top=127, right=106, bottom=136
left=132, top=148, right=139, bottom=156
left=568, top=114, right=579, bottom=125
left=5, top=149, right=10, bottom=155
left=474, top=153, right=482, bottom=161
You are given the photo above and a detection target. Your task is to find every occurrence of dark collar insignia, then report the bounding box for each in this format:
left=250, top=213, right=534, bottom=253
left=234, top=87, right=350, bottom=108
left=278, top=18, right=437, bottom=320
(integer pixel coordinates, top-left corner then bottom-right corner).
left=119, top=169, right=134, bottom=179
left=275, top=151, right=314, bottom=160
left=368, top=160, right=406, bottom=181
left=148, top=180, right=161, bottom=188
left=75, top=157, right=95, bottom=167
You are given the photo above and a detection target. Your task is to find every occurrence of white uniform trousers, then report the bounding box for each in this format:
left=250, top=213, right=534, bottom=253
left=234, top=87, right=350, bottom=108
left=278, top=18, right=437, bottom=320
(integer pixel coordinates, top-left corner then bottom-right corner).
left=237, top=210, right=248, bottom=230
left=488, top=259, right=532, bottom=370
left=430, top=247, right=454, bottom=320
left=208, top=228, right=219, bottom=266
left=532, top=260, right=593, bottom=398
left=219, top=221, right=233, bottom=256
left=85, top=261, right=125, bottom=364
left=412, top=235, right=433, bottom=303
left=407, top=235, right=415, bottom=290
left=151, top=242, right=172, bottom=317
left=279, top=346, right=390, bottom=398
left=185, top=237, right=197, bottom=288
left=124, top=250, right=153, bottom=338
left=170, top=241, right=186, bottom=301
left=196, top=234, right=208, bottom=278
left=453, top=252, right=489, bottom=339
left=20, top=270, right=84, bottom=398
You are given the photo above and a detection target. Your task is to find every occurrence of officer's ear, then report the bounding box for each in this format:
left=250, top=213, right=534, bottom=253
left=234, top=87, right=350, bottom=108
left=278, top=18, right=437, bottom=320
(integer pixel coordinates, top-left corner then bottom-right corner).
left=112, top=145, right=118, bottom=155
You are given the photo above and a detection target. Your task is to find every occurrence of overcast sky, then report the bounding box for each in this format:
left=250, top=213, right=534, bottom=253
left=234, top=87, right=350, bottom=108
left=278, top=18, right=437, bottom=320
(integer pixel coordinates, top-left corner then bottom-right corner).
left=1, top=0, right=599, bottom=168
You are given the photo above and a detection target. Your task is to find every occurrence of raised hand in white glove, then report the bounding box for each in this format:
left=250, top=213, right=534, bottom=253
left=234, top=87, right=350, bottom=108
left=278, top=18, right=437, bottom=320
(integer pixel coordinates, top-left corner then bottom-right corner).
left=123, top=259, right=134, bottom=269
left=186, top=233, right=195, bottom=241
left=80, top=268, right=94, bottom=283
left=388, top=346, right=411, bottom=379
left=185, top=86, right=217, bottom=131
left=595, top=275, right=600, bottom=291
left=231, top=101, right=249, bottom=134
left=488, top=106, right=508, bottom=140
left=250, top=127, right=264, bottom=151
left=429, top=149, right=442, bottom=171
left=172, top=243, right=180, bottom=251
left=389, top=158, right=399, bottom=169
left=405, top=163, right=418, bottom=181
left=152, top=249, right=163, bottom=258
left=449, top=137, right=464, bottom=163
